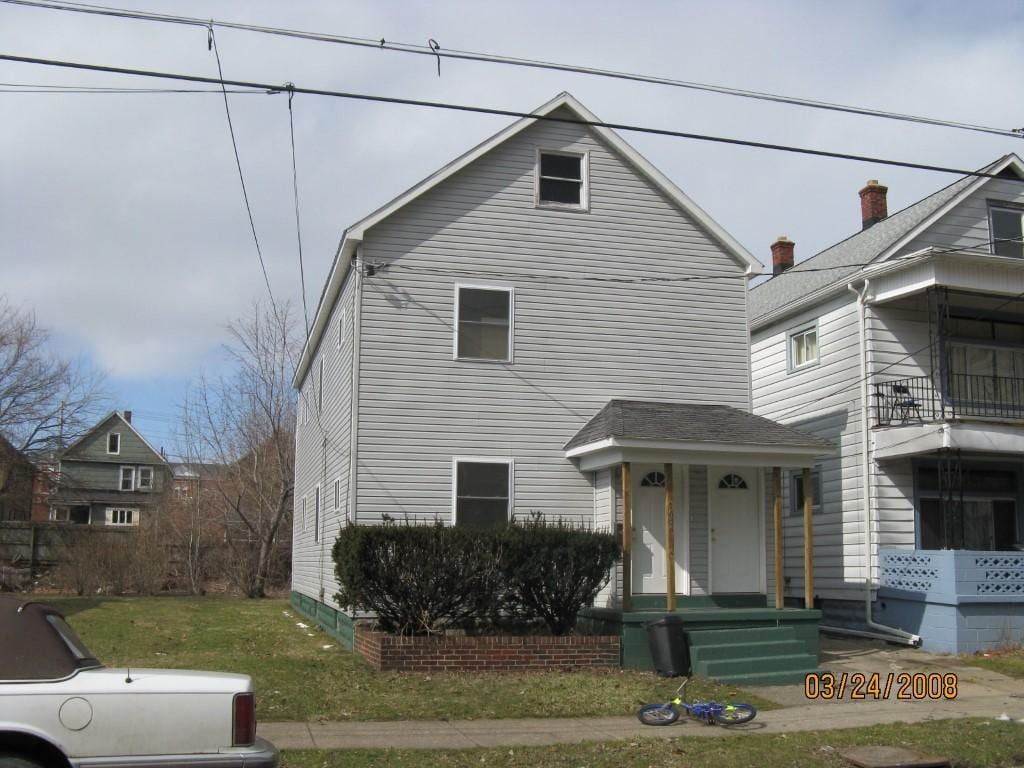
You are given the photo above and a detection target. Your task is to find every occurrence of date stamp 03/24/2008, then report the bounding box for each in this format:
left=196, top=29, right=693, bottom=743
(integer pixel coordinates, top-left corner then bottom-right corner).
left=804, top=672, right=959, bottom=701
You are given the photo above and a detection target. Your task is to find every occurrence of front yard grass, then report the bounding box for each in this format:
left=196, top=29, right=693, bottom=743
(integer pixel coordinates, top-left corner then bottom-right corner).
left=963, top=647, right=1024, bottom=680
left=47, top=596, right=777, bottom=722
left=278, top=719, right=1024, bottom=768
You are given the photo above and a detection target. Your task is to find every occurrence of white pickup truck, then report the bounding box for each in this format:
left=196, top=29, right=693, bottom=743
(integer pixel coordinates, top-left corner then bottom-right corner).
left=0, top=595, right=278, bottom=768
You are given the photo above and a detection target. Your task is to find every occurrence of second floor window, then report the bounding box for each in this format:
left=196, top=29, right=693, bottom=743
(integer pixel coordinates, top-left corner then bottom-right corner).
left=990, top=205, right=1024, bottom=259
left=455, top=286, right=512, bottom=361
left=138, top=467, right=153, bottom=490
left=537, top=151, right=586, bottom=207
left=120, top=466, right=135, bottom=491
left=789, top=325, right=819, bottom=370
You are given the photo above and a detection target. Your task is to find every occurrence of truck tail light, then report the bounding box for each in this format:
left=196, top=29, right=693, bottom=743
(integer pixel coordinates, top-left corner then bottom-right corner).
left=233, top=692, right=256, bottom=746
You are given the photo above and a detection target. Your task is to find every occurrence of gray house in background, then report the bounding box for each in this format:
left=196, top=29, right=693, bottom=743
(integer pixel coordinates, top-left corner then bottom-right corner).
left=49, top=411, right=169, bottom=527
left=291, top=93, right=832, bottom=682
left=750, top=154, right=1024, bottom=653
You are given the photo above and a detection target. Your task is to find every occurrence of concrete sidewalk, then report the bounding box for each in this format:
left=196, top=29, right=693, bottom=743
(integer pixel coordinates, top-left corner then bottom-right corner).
left=260, top=639, right=1024, bottom=751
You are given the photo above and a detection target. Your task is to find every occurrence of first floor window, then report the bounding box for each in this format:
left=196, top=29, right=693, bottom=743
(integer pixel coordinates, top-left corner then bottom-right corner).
left=314, top=485, right=321, bottom=543
left=789, top=325, right=819, bottom=369
left=49, top=508, right=70, bottom=522
left=107, top=508, right=136, bottom=526
left=790, top=467, right=823, bottom=516
left=917, top=463, right=1020, bottom=550
left=454, top=460, right=511, bottom=528
left=120, top=466, right=135, bottom=491
left=456, top=286, right=512, bottom=361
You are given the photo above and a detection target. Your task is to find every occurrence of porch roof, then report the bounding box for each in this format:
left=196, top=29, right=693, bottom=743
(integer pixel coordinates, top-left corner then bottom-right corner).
left=564, top=400, right=833, bottom=470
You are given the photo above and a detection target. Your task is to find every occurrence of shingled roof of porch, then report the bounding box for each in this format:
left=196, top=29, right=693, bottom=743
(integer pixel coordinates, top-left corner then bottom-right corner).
left=564, top=400, right=833, bottom=452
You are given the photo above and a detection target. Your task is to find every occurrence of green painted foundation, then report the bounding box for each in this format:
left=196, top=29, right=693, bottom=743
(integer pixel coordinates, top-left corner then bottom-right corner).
left=579, top=599, right=822, bottom=686
left=290, top=591, right=355, bottom=650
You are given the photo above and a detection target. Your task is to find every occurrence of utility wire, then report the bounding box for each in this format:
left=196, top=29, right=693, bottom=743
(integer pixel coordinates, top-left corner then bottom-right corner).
left=287, top=85, right=310, bottom=339
left=206, top=28, right=276, bottom=310
left=0, top=52, right=1020, bottom=184
left=4, top=0, right=1022, bottom=140
left=0, top=81, right=269, bottom=93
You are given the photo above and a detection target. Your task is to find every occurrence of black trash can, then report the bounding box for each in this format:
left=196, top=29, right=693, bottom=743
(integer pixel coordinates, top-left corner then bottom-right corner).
left=644, top=615, right=690, bottom=677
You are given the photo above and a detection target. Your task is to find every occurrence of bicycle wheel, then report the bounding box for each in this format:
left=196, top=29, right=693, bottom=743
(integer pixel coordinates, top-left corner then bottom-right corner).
left=713, top=702, right=757, bottom=725
left=637, top=703, right=680, bottom=726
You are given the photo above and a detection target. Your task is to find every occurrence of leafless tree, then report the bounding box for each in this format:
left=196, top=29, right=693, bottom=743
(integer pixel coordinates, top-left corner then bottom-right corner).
left=0, top=297, right=109, bottom=456
left=181, top=301, right=296, bottom=598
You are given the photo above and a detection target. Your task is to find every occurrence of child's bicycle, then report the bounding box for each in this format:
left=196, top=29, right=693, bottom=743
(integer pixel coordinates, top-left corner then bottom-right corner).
left=637, top=678, right=757, bottom=726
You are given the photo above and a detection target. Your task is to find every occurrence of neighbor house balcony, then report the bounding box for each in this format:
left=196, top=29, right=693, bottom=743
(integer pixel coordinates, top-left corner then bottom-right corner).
left=874, top=374, right=1024, bottom=427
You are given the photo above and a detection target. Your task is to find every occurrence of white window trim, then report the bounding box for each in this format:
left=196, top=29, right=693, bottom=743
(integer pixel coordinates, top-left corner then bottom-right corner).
left=334, top=477, right=341, bottom=510
left=337, top=308, right=347, bottom=351
left=137, top=466, right=153, bottom=490
left=452, top=283, right=515, bottom=363
left=988, top=203, right=1024, bottom=258
left=451, top=457, right=514, bottom=526
left=789, top=466, right=823, bottom=517
left=301, top=496, right=307, bottom=531
left=534, top=148, right=589, bottom=211
left=107, top=432, right=120, bottom=455
left=787, top=322, right=820, bottom=372
left=119, top=465, right=136, bottom=492
left=106, top=507, right=138, bottom=526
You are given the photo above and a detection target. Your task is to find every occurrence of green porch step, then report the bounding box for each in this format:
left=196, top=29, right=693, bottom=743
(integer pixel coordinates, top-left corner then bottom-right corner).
left=687, top=626, right=818, bottom=686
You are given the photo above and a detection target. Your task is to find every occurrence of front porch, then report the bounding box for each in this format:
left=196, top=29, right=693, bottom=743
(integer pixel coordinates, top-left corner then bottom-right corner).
left=565, top=400, right=833, bottom=684
left=580, top=595, right=821, bottom=685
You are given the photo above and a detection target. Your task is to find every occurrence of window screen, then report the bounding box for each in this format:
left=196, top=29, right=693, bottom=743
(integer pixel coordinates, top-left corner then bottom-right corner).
left=456, top=462, right=510, bottom=528
left=457, top=288, right=511, bottom=360
left=539, top=153, right=583, bottom=205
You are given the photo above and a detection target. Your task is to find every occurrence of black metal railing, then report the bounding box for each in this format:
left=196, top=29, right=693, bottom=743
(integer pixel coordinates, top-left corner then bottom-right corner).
left=873, top=374, right=1024, bottom=426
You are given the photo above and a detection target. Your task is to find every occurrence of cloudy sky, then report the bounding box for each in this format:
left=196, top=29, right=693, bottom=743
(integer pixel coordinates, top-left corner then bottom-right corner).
left=2, top=0, right=1023, bottom=454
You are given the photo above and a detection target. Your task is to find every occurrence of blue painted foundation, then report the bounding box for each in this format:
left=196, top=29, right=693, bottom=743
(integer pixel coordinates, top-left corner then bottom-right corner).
left=877, top=549, right=1024, bottom=654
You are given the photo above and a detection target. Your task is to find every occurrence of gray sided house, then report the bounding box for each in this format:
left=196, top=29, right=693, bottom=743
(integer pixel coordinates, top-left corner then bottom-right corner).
left=49, top=411, right=170, bottom=527
left=292, top=93, right=831, bottom=682
left=750, top=154, right=1024, bottom=654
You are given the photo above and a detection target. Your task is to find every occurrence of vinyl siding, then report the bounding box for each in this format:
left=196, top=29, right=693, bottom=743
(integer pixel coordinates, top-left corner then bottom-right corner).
left=592, top=468, right=616, bottom=608
left=352, top=110, right=750, bottom=532
left=688, top=465, right=709, bottom=595
left=752, top=295, right=866, bottom=601
left=292, top=268, right=358, bottom=605
left=898, top=178, right=1024, bottom=256
left=66, top=415, right=164, bottom=465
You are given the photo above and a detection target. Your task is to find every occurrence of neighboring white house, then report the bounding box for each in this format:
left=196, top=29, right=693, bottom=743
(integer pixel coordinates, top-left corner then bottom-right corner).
left=290, top=93, right=830, bottom=679
left=750, top=154, right=1024, bottom=653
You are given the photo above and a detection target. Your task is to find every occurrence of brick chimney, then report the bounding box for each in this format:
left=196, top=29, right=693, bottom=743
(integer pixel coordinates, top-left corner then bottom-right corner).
left=123, top=410, right=132, bottom=424
left=859, top=179, right=888, bottom=229
left=771, top=235, right=795, bottom=275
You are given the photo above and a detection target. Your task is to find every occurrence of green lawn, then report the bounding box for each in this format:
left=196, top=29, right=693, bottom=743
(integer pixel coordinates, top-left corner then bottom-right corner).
left=46, top=596, right=775, bottom=722
left=963, top=647, right=1024, bottom=680
left=278, top=720, right=1024, bottom=768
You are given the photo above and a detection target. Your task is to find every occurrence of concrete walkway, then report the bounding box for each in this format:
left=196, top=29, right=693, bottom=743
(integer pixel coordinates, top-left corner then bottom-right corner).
left=259, top=638, right=1024, bottom=751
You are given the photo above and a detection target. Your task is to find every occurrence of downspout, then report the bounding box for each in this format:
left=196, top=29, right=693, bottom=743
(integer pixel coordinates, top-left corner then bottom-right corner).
left=347, top=246, right=364, bottom=528
left=821, top=282, right=919, bottom=645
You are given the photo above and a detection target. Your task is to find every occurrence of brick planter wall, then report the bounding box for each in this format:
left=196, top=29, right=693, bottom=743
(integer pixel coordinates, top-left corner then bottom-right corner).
left=353, top=626, right=620, bottom=672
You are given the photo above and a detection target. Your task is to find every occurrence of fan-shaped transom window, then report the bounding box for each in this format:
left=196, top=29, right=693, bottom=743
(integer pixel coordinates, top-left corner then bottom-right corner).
left=718, top=473, right=748, bottom=490
left=641, top=471, right=666, bottom=488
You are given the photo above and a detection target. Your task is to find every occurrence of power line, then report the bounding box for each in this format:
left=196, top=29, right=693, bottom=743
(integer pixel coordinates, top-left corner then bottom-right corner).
left=4, top=0, right=1022, bottom=140
left=1, top=52, right=1020, bottom=184
left=0, top=81, right=271, bottom=93
left=206, top=28, right=276, bottom=310
left=287, top=86, right=310, bottom=339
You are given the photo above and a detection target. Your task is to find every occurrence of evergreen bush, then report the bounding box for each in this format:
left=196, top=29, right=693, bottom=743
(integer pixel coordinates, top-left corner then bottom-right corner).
left=332, top=517, right=620, bottom=636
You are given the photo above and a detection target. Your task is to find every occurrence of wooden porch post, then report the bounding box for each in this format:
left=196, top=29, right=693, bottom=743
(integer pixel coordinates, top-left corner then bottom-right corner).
left=664, top=463, right=676, bottom=612
left=803, top=467, right=815, bottom=609
left=621, top=462, right=632, bottom=612
left=773, top=467, right=784, bottom=610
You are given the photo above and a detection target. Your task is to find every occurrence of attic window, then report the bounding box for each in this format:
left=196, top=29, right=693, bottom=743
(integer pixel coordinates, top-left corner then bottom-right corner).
left=990, top=205, right=1024, bottom=259
left=107, top=433, right=120, bottom=455
left=537, top=151, right=586, bottom=208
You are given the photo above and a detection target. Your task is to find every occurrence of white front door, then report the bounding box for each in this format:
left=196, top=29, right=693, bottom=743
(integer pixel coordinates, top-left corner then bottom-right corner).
left=631, top=464, right=686, bottom=595
left=709, top=469, right=762, bottom=593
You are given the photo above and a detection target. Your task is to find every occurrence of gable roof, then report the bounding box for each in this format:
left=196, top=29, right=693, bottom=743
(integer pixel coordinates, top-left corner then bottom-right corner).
left=61, top=411, right=167, bottom=464
left=749, top=153, right=1024, bottom=326
left=294, top=91, right=760, bottom=387
left=564, top=399, right=833, bottom=452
